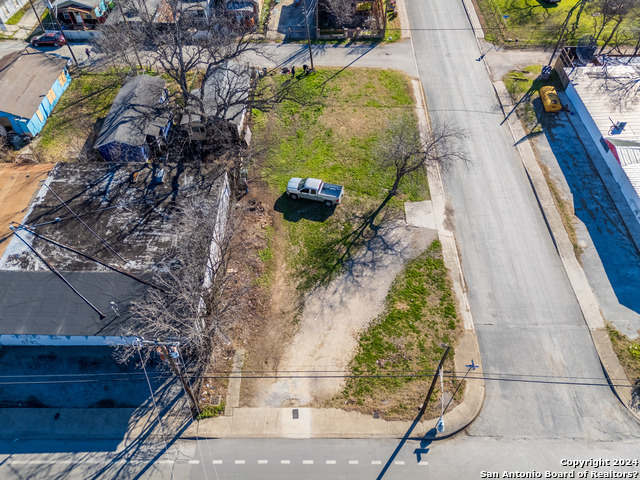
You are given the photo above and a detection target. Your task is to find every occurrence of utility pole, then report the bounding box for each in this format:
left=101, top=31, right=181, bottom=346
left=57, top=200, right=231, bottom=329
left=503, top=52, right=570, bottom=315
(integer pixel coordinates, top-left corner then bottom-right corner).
left=46, top=1, right=78, bottom=65
left=548, top=0, right=585, bottom=66
left=160, top=345, right=199, bottom=412
left=418, top=345, right=451, bottom=419
left=28, top=0, right=43, bottom=33
left=301, top=0, right=314, bottom=70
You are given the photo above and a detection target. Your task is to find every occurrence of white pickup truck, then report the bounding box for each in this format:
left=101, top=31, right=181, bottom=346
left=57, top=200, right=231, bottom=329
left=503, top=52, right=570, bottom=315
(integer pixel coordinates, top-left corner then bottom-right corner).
left=286, top=177, right=344, bottom=206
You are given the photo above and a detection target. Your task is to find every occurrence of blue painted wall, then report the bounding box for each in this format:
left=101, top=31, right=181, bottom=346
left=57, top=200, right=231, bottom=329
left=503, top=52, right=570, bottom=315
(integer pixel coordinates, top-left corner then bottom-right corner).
left=0, top=67, right=71, bottom=137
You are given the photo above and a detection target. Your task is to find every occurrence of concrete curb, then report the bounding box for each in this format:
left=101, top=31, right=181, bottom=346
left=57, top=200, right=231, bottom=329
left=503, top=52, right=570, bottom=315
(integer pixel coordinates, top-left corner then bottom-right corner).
left=493, top=80, right=640, bottom=423
left=411, top=77, right=485, bottom=439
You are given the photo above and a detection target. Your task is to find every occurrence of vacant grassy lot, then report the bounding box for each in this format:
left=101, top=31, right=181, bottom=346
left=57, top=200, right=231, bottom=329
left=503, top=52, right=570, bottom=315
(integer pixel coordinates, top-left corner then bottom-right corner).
left=35, top=70, right=124, bottom=163
left=328, top=239, right=463, bottom=420
left=476, top=0, right=640, bottom=46
left=252, top=68, right=428, bottom=289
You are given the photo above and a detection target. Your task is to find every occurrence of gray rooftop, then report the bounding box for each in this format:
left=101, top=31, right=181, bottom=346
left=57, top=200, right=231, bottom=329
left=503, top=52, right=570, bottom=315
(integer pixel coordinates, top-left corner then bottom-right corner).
left=181, top=64, right=251, bottom=127
left=94, top=75, right=170, bottom=149
left=0, top=49, right=68, bottom=120
left=0, top=271, right=143, bottom=336
left=0, top=162, right=228, bottom=337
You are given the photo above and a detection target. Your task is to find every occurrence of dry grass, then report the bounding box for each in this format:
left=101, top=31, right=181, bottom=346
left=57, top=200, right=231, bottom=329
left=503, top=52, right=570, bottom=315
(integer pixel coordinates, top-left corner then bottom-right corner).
left=326, top=240, right=465, bottom=421
left=607, top=324, right=640, bottom=399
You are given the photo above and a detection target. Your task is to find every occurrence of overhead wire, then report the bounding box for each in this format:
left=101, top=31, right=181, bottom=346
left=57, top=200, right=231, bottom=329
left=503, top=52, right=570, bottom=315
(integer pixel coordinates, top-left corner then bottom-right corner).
left=0, top=371, right=636, bottom=388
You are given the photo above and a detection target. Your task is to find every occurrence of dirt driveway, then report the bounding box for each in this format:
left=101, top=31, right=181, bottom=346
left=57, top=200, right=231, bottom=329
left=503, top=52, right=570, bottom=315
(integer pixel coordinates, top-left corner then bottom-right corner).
left=248, top=221, right=437, bottom=407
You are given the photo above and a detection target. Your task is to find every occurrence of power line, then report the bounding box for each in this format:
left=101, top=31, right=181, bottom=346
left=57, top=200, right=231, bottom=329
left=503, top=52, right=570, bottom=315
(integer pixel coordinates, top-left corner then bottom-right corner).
left=0, top=372, right=636, bottom=388
left=0, top=369, right=635, bottom=383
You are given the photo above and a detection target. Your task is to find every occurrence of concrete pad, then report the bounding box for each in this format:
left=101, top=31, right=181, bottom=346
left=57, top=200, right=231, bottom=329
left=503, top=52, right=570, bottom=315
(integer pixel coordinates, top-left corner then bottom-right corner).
left=404, top=200, right=436, bottom=229
left=281, top=407, right=311, bottom=438
left=224, top=349, right=245, bottom=415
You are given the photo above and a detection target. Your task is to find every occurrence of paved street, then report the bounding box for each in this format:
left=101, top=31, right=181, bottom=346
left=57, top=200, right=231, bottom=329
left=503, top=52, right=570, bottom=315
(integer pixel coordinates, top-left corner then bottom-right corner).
left=2, top=0, right=640, bottom=475
left=1, top=437, right=639, bottom=479
left=405, top=0, right=640, bottom=440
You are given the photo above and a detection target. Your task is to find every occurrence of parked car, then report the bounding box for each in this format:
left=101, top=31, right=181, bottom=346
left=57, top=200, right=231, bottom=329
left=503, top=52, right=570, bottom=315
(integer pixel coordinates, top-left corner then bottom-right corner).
left=286, top=177, right=344, bottom=206
left=31, top=32, right=66, bottom=47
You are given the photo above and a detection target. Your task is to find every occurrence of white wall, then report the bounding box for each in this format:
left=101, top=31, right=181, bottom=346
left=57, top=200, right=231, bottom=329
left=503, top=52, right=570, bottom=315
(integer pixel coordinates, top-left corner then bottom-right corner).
left=0, top=0, right=29, bottom=24
left=566, top=83, right=640, bottom=223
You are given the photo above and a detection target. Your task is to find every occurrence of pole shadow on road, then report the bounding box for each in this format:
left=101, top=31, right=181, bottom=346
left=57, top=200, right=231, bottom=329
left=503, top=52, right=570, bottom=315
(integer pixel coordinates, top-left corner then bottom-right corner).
left=375, top=405, right=437, bottom=480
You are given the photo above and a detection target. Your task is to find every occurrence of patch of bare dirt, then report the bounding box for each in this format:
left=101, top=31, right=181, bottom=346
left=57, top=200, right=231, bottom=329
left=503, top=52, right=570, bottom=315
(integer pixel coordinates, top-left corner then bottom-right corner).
left=255, top=222, right=437, bottom=407
left=237, top=181, right=302, bottom=407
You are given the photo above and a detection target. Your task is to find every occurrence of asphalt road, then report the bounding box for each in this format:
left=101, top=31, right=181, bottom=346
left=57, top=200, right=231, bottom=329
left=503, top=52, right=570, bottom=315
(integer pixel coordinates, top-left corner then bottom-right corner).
left=1, top=437, right=639, bottom=479
left=405, top=0, right=640, bottom=439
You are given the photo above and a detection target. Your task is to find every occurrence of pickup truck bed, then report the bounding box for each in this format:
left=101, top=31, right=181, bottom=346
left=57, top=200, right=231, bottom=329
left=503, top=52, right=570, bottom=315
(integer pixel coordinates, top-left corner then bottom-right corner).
left=321, top=183, right=342, bottom=199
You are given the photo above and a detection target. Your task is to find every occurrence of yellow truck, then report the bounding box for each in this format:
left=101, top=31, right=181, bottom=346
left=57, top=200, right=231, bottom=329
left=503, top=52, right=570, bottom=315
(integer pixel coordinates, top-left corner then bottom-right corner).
left=540, top=86, right=562, bottom=113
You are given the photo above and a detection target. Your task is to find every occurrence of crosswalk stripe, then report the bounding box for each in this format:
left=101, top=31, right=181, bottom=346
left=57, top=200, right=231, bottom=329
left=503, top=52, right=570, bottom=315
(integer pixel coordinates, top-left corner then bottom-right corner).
left=188, top=460, right=200, bottom=465
left=371, top=460, right=382, bottom=465
left=349, top=460, right=359, bottom=465
left=326, top=460, right=336, bottom=464
left=212, top=460, right=223, bottom=464
left=281, top=460, right=290, bottom=464
left=394, top=460, right=405, bottom=465
left=235, top=460, right=245, bottom=464
left=303, top=460, right=314, bottom=464
left=258, top=460, right=268, bottom=464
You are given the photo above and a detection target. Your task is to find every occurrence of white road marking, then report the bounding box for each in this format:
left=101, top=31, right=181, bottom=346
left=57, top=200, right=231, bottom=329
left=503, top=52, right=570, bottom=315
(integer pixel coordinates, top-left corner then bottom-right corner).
left=371, top=460, right=382, bottom=465
left=188, top=460, right=200, bottom=465
left=235, top=460, right=245, bottom=464
left=281, top=460, right=290, bottom=464
left=212, top=460, right=223, bottom=464
left=394, top=460, right=405, bottom=465
left=349, top=460, right=359, bottom=465
left=303, top=460, right=314, bottom=464
left=258, top=460, right=268, bottom=464
left=419, top=461, right=429, bottom=466
left=326, top=460, right=336, bottom=464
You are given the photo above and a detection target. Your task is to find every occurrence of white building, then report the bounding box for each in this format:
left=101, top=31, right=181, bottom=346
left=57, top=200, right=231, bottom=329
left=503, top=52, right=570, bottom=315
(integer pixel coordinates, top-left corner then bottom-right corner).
left=563, top=62, right=640, bottom=224
left=0, top=0, right=29, bottom=29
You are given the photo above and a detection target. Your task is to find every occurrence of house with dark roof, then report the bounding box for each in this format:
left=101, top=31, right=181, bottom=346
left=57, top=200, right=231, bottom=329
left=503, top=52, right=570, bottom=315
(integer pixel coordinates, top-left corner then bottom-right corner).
left=0, top=49, right=71, bottom=137
left=0, top=162, right=230, bottom=346
left=180, top=64, right=251, bottom=144
left=94, top=75, right=173, bottom=162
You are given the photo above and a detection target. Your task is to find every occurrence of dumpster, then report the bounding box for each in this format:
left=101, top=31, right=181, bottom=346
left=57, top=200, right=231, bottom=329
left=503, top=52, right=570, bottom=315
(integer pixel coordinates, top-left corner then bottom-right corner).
left=540, top=86, right=562, bottom=113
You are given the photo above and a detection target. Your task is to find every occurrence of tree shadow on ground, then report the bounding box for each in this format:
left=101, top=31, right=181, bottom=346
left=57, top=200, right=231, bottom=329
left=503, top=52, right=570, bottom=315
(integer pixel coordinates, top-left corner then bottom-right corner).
left=295, top=193, right=398, bottom=291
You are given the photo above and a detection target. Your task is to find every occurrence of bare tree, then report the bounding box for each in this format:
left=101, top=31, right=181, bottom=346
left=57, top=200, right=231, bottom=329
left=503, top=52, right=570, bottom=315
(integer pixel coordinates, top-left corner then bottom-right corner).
left=118, top=193, right=247, bottom=367
left=593, top=0, right=635, bottom=53
left=376, top=114, right=467, bottom=197
left=322, top=0, right=358, bottom=27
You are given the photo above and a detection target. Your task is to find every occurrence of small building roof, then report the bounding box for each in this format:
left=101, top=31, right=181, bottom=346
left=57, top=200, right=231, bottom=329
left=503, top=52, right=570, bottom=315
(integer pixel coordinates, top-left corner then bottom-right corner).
left=566, top=64, right=640, bottom=143
left=566, top=64, right=640, bottom=204
left=51, top=0, right=97, bottom=10
left=0, top=49, right=68, bottom=120
left=94, top=75, right=169, bottom=149
left=181, top=64, right=250, bottom=127
left=0, top=162, right=228, bottom=337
